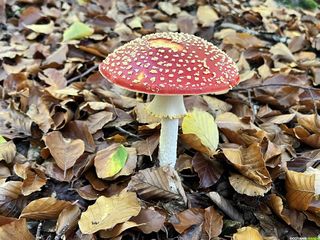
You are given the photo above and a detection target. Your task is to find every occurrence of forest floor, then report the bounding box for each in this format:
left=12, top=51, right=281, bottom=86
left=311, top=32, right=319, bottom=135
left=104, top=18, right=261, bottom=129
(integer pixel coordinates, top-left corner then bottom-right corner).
left=0, top=0, right=320, bottom=239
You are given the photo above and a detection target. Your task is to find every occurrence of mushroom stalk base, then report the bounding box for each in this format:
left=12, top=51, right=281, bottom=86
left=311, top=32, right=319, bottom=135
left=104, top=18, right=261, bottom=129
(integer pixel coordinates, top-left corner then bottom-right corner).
left=159, top=118, right=179, bottom=167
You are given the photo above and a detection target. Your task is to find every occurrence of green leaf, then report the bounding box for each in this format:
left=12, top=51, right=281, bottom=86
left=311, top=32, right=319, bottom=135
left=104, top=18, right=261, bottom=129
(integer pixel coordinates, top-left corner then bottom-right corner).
left=94, top=144, right=129, bottom=178
left=0, top=136, right=6, bottom=144
left=182, top=109, right=219, bottom=155
left=63, top=21, right=94, bottom=42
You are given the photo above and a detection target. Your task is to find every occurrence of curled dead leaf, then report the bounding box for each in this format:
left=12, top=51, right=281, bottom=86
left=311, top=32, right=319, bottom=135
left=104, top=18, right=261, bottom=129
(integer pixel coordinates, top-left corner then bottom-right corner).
left=222, top=143, right=272, bottom=186
left=229, top=174, right=271, bottom=196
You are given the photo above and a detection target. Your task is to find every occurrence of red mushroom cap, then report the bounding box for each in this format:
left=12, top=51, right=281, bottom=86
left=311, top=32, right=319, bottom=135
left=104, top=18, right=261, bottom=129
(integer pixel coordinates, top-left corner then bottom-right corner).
left=99, top=32, right=239, bottom=95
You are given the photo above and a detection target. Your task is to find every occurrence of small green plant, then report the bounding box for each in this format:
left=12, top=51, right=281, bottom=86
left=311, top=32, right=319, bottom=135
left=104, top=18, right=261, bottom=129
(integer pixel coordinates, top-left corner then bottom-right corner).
left=278, top=0, right=318, bottom=10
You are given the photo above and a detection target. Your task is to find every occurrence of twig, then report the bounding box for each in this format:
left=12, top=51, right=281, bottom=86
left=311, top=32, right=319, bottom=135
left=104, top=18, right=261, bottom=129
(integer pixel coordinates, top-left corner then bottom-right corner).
left=67, top=65, right=98, bottom=84
left=231, top=83, right=320, bottom=92
left=36, top=222, right=42, bottom=240
left=247, top=89, right=256, bottom=122
left=219, top=22, right=288, bottom=43
left=115, top=126, right=142, bottom=139
left=54, top=224, right=69, bottom=240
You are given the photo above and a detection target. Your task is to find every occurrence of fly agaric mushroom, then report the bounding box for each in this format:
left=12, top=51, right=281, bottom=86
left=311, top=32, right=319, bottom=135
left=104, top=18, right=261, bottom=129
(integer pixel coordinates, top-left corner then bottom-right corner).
left=99, top=32, right=239, bottom=167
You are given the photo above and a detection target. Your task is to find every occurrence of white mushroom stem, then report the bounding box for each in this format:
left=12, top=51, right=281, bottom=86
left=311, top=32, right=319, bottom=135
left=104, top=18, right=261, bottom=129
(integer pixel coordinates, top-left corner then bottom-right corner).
left=159, top=118, right=179, bottom=167
left=147, top=95, right=187, bottom=167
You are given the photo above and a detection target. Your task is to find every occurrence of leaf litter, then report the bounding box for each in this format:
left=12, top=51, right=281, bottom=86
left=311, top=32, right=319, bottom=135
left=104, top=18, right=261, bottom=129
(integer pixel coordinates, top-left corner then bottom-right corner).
left=0, top=0, right=320, bottom=239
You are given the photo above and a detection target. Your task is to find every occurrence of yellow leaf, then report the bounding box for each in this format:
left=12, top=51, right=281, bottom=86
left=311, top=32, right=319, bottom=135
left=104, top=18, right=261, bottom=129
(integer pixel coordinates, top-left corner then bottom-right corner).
left=78, top=191, right=141, bottom=234
left=63, top=21, right=94, bottom=42
left=197, top=5, right=219, bottom=27
left=25, top=21, right=54, bottom=34
left=94, top=144, right=128, bottom=179
left=233, top=226, right=263, bottom=240
left=182, top=109, right=219, bottom=156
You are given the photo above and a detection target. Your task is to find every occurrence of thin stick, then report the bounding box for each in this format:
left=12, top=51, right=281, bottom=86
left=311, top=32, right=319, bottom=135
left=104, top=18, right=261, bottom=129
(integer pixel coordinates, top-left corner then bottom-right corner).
left=231, top=83, right=320, bottom=92
left=35, top=222, right=42, bottom=240
left=67, top=65, right=98, bottom=84
left=114, top=126, right=142, bottom=139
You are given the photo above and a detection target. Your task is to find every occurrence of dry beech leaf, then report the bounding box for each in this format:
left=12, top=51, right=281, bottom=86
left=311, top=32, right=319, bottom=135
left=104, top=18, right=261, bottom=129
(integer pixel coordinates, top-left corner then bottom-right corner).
left=270, top=43, right=295, bottom=62
left=216, top=112, right=250, bottom=132
left=229, top=174, right=271, bottom=196
left=0, top=141, right=16, bottom=163
left=85, top=111, right=114, bottom=134
left=267, top=194, right=305, bottom=233
left=204, top=206, right=223, bottom=238
left=63, top=121, right=96, bottom=153
left=203, top=96, right=232, bottom=116
left=296, top=113, right=320, bottom=134
left=293, top=126, right=320, bottom=148
left=222, top=143, right=272, bottom=186
left=232, top=226, right=263, bottom=240
left=127, top=166, right=187, bottom=203
left=27, top=100, right=53, bottom=133
left=99, top=221, right=143, bottom=239
left=43, top=131, right=85, bottom=171
left=14, top=163, right=47, bottom=196
left=0, top=181, right=23, bottom=217
left=0, top=104, right=33, bottom=139
left=285, top=170, right=317, bottom=210
left=170, top=208, right=204, bottom=234
left=197, top=5, right=219, bottom=27
left=56, top=204, right=81, bottom=236
left=192, top=153, right=224, bottom=188
left=99, top=221, right=141, bottom=239
left=134, top=103, right=160, bottom=124
left=78, top=191, right=141, bottom=234
left=268, top=113, right=296, bottom=124
left=94, top=143, right=128, bottom=179
left=180, top=133, right=215, bottom=156
left=0, top=218, right=34, bottom=240
left=182, top=109, right=219, bottom=156
left=131, top=208, right=166, bottom=234
left=20, top=197, right=72, bottom=220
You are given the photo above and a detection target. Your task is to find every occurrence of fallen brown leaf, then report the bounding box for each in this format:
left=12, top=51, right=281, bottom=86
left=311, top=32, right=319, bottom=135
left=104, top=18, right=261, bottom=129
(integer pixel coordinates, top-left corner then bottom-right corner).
left=0, top=217, right=34, bottom=240
left=229, top=174, right=271, bottom=196
left=285, top=170, right=316, bottom=211
left=192, top=153, right=224, bottom=188
left=78, top=191, right=141, bottom=234
left=131, top=208, right=166, bottom=234
left=43, top=131, right=85, bottom=171
left=127, top=166, right=187, bottom=203
left=222, top=143, right=272, bottom=186
left=20, top=197, right=72, bottom=220
left=170, top=208, right=204, bottom=234
left=204, top=206, right=223, bottom=238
